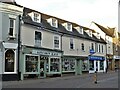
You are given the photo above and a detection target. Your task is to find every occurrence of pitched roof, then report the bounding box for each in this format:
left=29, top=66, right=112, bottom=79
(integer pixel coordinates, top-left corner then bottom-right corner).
left=23, top=7, right=106, bottom=44
left=0, top=0, right=23, bottom=7
left=93, top=22, right=115, bottom=37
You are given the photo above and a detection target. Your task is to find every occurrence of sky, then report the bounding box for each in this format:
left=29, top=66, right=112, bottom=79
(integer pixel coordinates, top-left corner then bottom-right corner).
left=15, top=0, right=118, bottom=29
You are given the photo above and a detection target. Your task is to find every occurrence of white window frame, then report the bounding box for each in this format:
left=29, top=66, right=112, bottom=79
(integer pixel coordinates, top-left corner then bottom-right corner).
left=67, top=23, right=72, bottom=31
left=70, top=38, right=75, bottom=50
left=75, top=26, right=83, bottom=34
left=33, top=12, right=41, bottom=23
left=79, top=27, right=84, bottom=34
left=35, top=31, right=42, bottom=47
left=8, top=18, right=16, bottom=38
left=81, top=43, right=85, bottom=51
left=91, top=43, right=94, bottom=51
left=102, top=45, right=104, bottom=53
left=52, top=18, right=58, bottom=28
left=89, top=30, right=92, bottom=37
left=29, top=12, right=41, bottom=23
left=24, top=54, right=39, bottom=74
left=62, top=23, right=72, bottom=32
left=53, top=35, right=60, bottom=49
left=47, top=18, right=58, bottom=28
left=99, top=44, right=101, bottom=53
left=4, top=49, right=17, bottom=74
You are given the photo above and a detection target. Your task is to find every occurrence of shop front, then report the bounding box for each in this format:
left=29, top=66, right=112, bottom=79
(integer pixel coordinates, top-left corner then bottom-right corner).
left=20, top=46, right=62, bottom=80
left=62, top=57, right=76, bottom=74
left=81, top=57, right=89, bottom=73
left=106, top=55, right=114, bottom=70
left=62, top=56, right=87, bottom=75
left=114, top=55, right=120, bottom=70
left=2, top=42, right=18, bottom=81
left=88, top=56, right=106, bottom=73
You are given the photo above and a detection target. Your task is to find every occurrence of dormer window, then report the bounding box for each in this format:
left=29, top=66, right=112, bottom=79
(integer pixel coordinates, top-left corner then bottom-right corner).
left=62, top=23, right=72, bottom=32
left=75, top=26, right=83, bottom=34
left=89, top=30, right=92, bottom=37
left=28, top=12, right=41, bottom=23
left=47, top=18, right=58, bottom=28
left=67, top=23, right=72, bottom=31
left=52, top=18, right=58, bottom=28
left=97, top=32, right=100, bottom=39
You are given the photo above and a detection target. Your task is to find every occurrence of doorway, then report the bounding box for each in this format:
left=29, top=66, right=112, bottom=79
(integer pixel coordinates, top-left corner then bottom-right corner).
left=96, top=61, right=98, bottom=71
left=40, top=60, right=45, bottom=77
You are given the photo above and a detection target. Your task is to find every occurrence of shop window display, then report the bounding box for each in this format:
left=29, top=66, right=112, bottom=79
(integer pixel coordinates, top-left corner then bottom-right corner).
left=100, top=60, right=104, bottom=70
left=5, top=49, right=15, bottom=72
left=82, top=60, right=88, bottom=71
left=62, top=59, right=75, bottom=71
left=50, top=58, right=60, bottom=72
left=25, top=55, right=38, bottom=72
left=89, top=60, right=94, bottom=70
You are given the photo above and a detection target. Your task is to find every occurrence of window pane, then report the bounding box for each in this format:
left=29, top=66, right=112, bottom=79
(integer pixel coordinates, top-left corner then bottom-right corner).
left=50, top=58, right=60, bottom=72
left=52, top=18, right=57, bottom=27
left=91, top=43, right=94, bottom=50
left=9, top=28, right=13, bottom=36
left=89, top=61, right=94, bottom=70
left=54, top=36, right=59, bottom=49
left=82, top=60, right=88, bottom=71
left=9, top=18, right=14, bottom=36
left=35, top=31, right=42, bottom=47
left=81, top=43, right=84, bottom=51
left=70, top=39, right=74, bottom=49
left=5, top=50, right=14, bottom=72
left=10, top=19, right=14, bottom=27
left=67, top=23, right=72, bottom=31
left=26, top=55, right=38, bottom=72
left=62, top=59, right=75, bottom=71
left=34, top=13, right=40, bottom=22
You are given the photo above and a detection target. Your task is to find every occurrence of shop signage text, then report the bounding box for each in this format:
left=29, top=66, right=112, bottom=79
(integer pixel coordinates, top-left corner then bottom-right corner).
left=89, top=56, right=105, bottom=60
left=32, top=50, right=61, bottom=56
left=89, top=49, right=95, bottom=54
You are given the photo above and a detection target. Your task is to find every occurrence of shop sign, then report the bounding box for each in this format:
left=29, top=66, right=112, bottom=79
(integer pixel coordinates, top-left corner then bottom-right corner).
left=89, top=56, right=105, bottom=60
left=89, top=49, right=95, bottom=54
left=32, top=50, right=61, bottom=56
left=113, top=56, right=120, bottom=59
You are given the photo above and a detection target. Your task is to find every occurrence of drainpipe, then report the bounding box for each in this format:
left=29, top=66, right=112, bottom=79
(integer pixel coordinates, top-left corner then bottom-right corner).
left=105, top=34, right=108, bottom=72
left=60, top=33, right=64, bottom=77
left=18, top=15, right=21, bottom=81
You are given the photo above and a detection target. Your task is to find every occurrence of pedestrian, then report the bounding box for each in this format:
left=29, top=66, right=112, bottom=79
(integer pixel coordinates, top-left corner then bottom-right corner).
left=115, top=65, right=117, bottom=72
left=105, top=67, right=108, bottom=73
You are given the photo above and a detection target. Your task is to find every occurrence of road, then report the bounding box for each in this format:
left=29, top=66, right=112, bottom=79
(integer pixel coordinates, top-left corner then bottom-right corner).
left=2, top=71, right=119, bottom=88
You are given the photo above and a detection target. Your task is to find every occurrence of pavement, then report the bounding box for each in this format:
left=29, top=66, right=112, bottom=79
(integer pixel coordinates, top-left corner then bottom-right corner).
left=1, top=70, right=119, bottom=88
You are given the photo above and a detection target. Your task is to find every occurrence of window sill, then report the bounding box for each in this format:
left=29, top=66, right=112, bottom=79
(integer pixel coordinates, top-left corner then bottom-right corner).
left=8, top=36, right=16, bottom=40
left=81, top=50, right=85, bottom=52
left=70, top=49, right=75, bottom=51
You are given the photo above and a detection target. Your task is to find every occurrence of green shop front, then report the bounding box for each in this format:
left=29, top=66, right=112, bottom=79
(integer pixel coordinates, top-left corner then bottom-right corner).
left=20, top=46, right=63, bottom=80
left=62, top=56, right=89, bottom=75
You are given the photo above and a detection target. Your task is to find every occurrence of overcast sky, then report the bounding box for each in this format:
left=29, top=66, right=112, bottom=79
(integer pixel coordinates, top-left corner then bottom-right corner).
left=16, top=0, right=118, bottom=29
